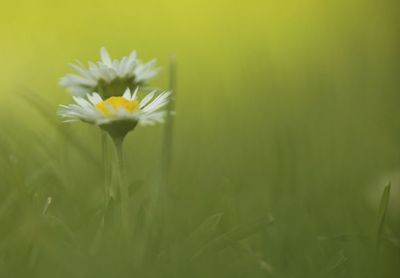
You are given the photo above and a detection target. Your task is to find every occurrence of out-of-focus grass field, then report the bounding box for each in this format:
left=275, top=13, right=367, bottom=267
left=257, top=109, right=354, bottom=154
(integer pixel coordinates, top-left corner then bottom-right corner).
left=1, top=0, right=400, bottom=277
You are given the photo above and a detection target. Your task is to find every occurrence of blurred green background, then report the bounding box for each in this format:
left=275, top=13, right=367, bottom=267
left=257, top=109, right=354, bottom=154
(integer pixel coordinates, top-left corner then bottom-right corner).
left=1, top=0, right=400, bottom=277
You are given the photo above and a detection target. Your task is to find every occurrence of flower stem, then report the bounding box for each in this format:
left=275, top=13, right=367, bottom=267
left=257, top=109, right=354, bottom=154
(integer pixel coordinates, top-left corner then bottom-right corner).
left=112, top=135, right=129, bottom=241
left=101, top=131, right=109, bottom=211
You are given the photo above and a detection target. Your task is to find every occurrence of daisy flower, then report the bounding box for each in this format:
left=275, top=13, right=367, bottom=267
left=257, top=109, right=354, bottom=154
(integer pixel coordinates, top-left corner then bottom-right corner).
left=58, top=88, right=171, bottom=139
left=60, top=47, right=160, bottom=98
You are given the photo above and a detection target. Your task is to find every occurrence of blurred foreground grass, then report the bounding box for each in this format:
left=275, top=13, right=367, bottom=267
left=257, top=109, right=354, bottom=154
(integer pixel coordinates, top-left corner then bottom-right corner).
left=1, top=0, right=400, bottom=277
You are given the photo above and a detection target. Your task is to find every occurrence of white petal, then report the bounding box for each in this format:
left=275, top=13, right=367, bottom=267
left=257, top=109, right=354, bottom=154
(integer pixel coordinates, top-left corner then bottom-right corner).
left=73, top=96, right=92, bottom=109
left=142, top=91, right=171, bottom=112
left=100, top=47, right=112, bottom=66
left=88, top=93, right=103, bottom=105
left=69, top=64, right=93, bottom=80
left=131, top=87, right=139, bottom=100
left=140, top=91, right=156, bottom=107
left=122, top=88, right=131, bottom=100
left=127, top=51, right=137, bottom=65
left=88, top=61, right=98, bottom=71
left=112, top=59, right=119, bottom=70
left=139, top=111, right=166, bottom=125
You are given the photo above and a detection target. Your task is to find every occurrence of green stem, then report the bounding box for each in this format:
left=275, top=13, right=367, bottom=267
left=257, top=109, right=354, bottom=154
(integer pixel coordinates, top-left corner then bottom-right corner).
left=101, top=131, right=109, bottom=211
left=112, top=136, right=129, bottom=240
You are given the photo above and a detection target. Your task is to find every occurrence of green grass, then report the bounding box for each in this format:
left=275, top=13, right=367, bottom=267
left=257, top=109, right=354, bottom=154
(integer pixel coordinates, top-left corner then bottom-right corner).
left=1, top=0, right=400, bottom=277
left=1, top=85, right=399, bottom=277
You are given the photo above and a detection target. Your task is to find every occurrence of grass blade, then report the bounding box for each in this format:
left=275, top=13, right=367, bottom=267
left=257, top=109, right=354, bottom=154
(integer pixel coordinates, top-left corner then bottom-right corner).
left=375, top=182, right=391, bottom=255
left=191, top=214, right=275, bottom=261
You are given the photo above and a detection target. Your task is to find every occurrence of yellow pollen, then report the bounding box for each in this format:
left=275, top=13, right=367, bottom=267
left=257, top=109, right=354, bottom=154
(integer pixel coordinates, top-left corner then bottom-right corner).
left=96, top=96, right=139, bottom=116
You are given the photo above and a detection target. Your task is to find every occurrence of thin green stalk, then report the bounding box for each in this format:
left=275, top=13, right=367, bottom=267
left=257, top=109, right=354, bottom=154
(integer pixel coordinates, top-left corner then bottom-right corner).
left=101, top=131, right=109, bottom=211
left=112, top=136, right=130, bottom=241
left=158, top=55, right=177, bottom=206
left=161, top=54, right=177, bottom=182
left=149, top=55, right=177, bottom=219
left=158, top=54, right=177, bottom=255
left=375, top=182, right=391, bottom=256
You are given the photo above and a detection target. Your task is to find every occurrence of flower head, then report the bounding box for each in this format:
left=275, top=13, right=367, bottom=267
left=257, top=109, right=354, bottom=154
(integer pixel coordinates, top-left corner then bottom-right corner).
left=58, top=88, right=170, bottom=138
left=60, top=48, right=160, bottom=98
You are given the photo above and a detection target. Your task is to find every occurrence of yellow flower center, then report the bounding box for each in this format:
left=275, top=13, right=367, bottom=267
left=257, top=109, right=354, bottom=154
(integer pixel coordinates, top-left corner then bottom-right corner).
left=96, top=96, right=139, bottom=116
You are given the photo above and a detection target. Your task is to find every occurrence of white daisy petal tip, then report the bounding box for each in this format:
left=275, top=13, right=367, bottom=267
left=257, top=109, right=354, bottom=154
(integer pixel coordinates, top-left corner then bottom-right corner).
left=72, top=96, right=82, bottom=104
left=87, top=92, right=103, bottom=105
left=131, top=87, right=139, bottom=100
left=100, top=47, right=112, bottom=65
left=122, top=88, right=132, bottom=100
